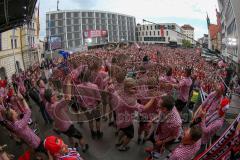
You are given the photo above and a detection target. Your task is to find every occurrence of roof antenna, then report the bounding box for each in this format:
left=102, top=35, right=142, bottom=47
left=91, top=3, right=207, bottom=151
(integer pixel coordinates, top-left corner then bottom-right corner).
left=57, top=0, right=60, bottom=11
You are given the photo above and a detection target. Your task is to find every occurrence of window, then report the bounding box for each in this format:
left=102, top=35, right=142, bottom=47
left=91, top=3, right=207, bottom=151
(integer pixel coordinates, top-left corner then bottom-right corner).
left=74, top=12, right=79, bottom=17
left=96, top=25, right=101, bottom=29
left=67, top=33, right=72, bottom=40
left=11, top=39, right=13, bottom=49
left=150, top=31, right=151, bottom=36
left=154, top=31, right=155, bottom=35
left=11, top=38, right=17, bottom=49
left=96, top=13, right=100, bottom=18
left=58, top=27, right=63, bottom=34
left=82, top=12, right=87, bottom=17
left=156, top=25, right=160, bottom=30
left=74, top=19, right=79, bottom=24
left=28, top=36, right=30, bottom=45
left=75, top=33, right=80, bottom=39
left=58, top=20, right=63, bottom=26
left=88, top=25, right=94, bottom=30
left=88, top=12, right=93, bottom=17
left=58, top=13, right=63, bottom=19
left=146, top=31, right=148, bottom=36
left=158, top=31, right=160, bottom=35
left=50, top=14, right=55, bottom=20
left=67, top=12, right=71, bottom=18
left=166, top=31, right=168, bottom=36
left=67, top=26, right=72, bottom=32
left=32, top=37, right=35, bottom=44
left=75, top=40, right=81, bottom=46
left=101, top=13, right=106, bottom=18
left=144, top=37, right=166, bottom=42
left=74, top=26, right=80, bottom=31
left=67, top=19, right=72, bottom=25
left=147, top=26, right=148, bottom=30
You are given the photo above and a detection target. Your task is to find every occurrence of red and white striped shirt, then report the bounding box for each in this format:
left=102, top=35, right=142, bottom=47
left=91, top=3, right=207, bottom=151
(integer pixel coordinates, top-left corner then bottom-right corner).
left=56, top=148, right=84, bottom=160
left=168, top=140, right=201, bottom=160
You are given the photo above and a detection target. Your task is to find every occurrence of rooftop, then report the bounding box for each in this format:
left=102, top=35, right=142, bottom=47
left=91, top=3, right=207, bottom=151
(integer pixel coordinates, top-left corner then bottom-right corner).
left=46, top=10, right=135, bottom=18
left=181, top=24, right=194, bottom=30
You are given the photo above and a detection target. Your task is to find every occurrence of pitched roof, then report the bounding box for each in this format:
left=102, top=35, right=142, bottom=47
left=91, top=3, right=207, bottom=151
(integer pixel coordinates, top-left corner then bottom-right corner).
left=181, top=24, right=194, bottom=30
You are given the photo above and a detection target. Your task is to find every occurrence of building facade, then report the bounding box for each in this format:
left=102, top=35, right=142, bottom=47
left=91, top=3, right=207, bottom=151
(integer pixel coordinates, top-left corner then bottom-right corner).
left=198, top=34, right=209, bottom=48
left=181, top=24, right=195, bottom=45
left=46, top=10, right=136, bottom=49
left=0, top=8, right=41, bottom=79
left=136, top=23, right=185, bottom=45
left=218, top=0, right=240, bottom=71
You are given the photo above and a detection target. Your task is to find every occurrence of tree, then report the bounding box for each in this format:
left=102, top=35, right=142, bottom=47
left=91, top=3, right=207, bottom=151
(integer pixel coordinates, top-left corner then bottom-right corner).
left=182, top=39, right=192, bottom=48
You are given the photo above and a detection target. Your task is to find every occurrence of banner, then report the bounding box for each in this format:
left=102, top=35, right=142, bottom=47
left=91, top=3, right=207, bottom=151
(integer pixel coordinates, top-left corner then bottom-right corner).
left=50, top=36, right=62, bottom=50
left=194, top=114, right=240, bottom=160
left=160, top=25, right=164, bottom=37
left=83, top=30, right=108, bottom=39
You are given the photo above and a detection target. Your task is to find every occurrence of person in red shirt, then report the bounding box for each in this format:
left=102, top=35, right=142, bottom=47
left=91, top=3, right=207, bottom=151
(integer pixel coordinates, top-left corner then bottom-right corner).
left=76, top=69, right=103, bottom=139
left=44, top=136, right=84, bottom=160
left=145, top=95, right=182, bottom=156
left=44, top=77, right=88, bottom=152
left=112, top=78, right=155, bottom=151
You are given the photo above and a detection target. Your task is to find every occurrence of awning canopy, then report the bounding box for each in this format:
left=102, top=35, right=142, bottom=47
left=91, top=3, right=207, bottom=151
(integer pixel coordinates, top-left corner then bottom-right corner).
left=0, top=0, right=37, bottom=33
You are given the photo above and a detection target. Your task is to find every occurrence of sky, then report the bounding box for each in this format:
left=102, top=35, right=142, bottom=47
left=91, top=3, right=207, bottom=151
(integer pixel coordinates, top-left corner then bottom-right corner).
left=39, top=0, right=219, bottom=40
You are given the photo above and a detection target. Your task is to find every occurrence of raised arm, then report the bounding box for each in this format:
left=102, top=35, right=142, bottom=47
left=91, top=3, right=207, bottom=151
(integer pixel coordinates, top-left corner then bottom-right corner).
left=143, top=98, right=155, bottom=111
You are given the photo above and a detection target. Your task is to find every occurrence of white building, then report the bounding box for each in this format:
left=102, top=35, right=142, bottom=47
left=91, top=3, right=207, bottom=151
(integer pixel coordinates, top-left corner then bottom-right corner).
left=136, top=23, right=184, bottom=45
left=181, top=24, right=195, bottom=45
left=218, top=0, right=240, bottom=71
left=46, top=10, right=136, bottom=50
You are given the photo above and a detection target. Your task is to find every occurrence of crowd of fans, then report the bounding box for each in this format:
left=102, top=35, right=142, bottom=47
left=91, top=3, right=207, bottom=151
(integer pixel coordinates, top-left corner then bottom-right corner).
left=0, top=44, right=239, bottom=160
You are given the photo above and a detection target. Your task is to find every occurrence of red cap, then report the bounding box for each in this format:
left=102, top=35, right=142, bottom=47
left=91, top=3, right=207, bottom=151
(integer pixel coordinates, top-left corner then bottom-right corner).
left=219, top=97, right=230, bottom=117
left=44, top=136, right=64, bottom=155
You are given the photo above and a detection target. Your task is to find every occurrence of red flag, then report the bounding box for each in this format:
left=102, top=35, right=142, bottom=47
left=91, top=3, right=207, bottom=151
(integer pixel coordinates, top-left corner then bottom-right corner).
left=160, top=25, right=164, bottom=37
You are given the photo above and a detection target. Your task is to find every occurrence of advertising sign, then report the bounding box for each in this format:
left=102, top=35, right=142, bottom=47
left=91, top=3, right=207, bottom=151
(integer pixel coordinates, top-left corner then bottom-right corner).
left=83, top=30, right=108, bottom=38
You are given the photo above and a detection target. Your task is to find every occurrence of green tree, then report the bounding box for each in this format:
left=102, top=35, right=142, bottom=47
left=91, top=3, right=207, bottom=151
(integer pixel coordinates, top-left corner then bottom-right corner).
left=182, top=39, right=192, bottom=48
